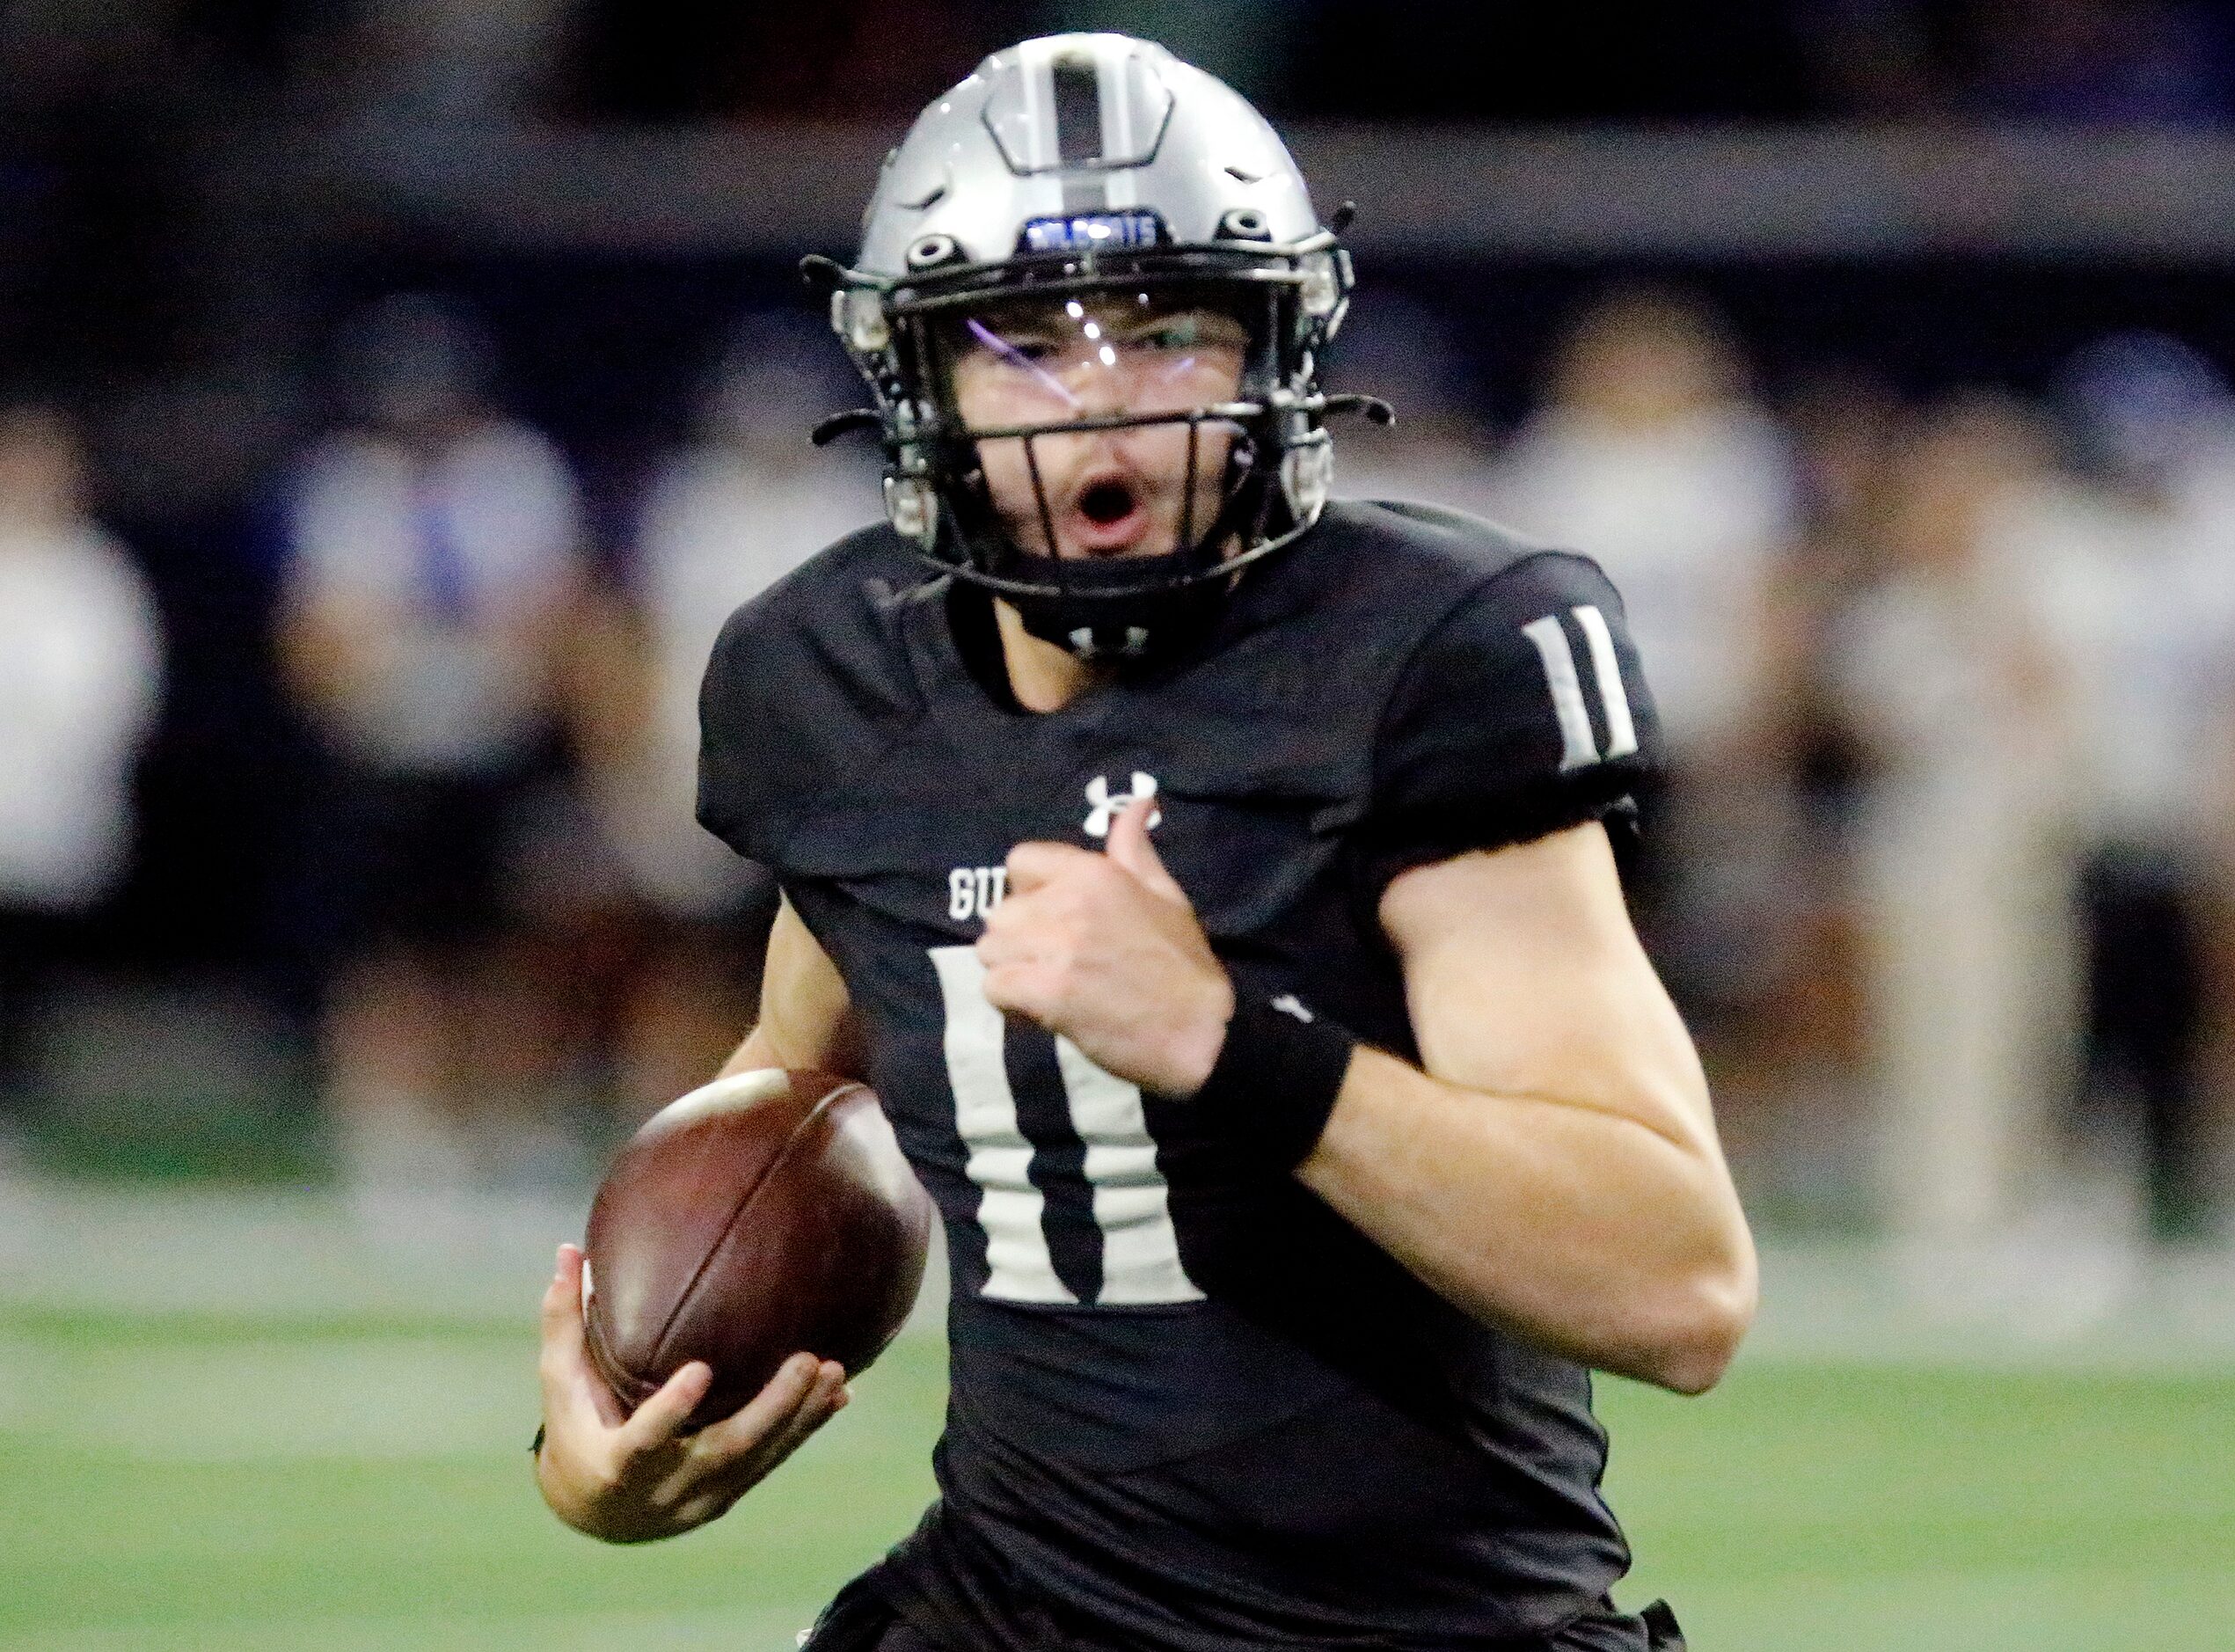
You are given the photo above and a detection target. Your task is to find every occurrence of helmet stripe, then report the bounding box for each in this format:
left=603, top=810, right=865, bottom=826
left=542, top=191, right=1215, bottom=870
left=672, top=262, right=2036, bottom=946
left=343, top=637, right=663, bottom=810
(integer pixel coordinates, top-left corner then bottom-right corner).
left=1051, top=55, right=1102, bottom=167
left=1051, top=46, right=1110, bottom=214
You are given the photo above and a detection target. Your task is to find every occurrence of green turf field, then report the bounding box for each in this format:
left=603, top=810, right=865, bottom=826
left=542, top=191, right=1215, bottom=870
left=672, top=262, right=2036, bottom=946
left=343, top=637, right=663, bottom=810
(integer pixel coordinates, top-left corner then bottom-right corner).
left=2, top=1305, right=2229, bottom=1651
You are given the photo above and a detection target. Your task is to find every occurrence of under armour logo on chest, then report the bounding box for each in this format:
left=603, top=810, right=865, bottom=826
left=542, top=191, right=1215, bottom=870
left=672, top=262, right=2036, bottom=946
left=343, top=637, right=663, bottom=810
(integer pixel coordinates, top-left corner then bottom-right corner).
left=1084, top=771, right=1159, bottom=837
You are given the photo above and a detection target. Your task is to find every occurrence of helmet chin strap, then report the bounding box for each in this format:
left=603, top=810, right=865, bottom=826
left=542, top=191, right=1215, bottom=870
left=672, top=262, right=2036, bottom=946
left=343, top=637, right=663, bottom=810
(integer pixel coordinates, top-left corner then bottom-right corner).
left=1006, top=543, right=1225, bottom=662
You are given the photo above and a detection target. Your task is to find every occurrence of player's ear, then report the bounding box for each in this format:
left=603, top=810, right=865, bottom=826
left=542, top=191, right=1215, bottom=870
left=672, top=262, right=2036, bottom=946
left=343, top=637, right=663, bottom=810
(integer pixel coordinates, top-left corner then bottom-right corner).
left=1106, top=796, right=1184, bottom=903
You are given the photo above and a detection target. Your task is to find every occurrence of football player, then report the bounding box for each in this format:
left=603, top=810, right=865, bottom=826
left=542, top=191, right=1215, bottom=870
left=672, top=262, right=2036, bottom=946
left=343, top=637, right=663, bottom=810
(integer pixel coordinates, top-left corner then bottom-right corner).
left=536, top=33, right=1755, bottom=1652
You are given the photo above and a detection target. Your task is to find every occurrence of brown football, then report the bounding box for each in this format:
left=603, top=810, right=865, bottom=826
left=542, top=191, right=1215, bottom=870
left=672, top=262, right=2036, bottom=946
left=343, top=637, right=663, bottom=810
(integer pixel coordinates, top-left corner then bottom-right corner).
left=581, top=1068, right=932, bottom=1429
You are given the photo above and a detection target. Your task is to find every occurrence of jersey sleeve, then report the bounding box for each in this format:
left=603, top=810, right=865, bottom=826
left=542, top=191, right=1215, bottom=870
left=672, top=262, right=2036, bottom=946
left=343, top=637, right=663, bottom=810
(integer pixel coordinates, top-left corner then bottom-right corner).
left=694, top=596, right=795, bottom=869
left=1355, top=550, right=1661, bottom=901
left=693, top=531, right=924, bottom=875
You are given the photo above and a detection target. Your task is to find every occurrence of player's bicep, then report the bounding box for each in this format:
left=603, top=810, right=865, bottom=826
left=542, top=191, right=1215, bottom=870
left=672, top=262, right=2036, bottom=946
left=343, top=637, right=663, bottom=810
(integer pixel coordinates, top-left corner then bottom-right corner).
left=719, top=897, right=866, bottom=1081
left=1379, top=822, right=1716, bottom=1159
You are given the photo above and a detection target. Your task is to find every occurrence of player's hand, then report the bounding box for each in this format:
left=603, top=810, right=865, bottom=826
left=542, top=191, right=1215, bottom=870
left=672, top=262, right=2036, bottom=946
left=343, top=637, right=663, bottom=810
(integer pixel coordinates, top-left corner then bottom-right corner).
left=980, top=795, right=1233, bottom=1095
left=534, top=1243, right=847, bottom=1543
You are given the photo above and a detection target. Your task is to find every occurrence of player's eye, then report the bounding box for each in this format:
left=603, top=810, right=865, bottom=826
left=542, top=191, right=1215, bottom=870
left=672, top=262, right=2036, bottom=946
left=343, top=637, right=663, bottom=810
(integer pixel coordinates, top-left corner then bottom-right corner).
left=1120, top=311, right=1244, bottom=354
left=1128, top=318, right=1202, bottom=351
left=962, top=319, right=1063, bottom=368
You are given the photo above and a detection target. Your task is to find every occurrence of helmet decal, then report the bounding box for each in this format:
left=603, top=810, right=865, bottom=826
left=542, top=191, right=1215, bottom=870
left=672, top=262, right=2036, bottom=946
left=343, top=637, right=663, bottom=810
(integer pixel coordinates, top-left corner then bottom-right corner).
left=1018, top=210, right=1167, bottom=255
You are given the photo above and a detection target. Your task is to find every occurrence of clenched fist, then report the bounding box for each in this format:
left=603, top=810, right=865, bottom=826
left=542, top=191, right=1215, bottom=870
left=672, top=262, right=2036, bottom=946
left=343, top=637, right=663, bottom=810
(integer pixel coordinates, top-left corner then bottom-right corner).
left=977, top=795, right=1233, bottom=1096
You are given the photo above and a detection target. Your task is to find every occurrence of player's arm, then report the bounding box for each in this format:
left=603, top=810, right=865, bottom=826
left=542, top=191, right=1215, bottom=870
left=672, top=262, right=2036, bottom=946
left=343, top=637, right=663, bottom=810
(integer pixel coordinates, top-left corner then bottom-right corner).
left=1285, top=558, right=1751, bottom=1392
left=535, top=895, right=858, bottom=1542
left=988, top=800, right=1751, bottom=1394
left=982, top=554, right=1752, bottom=1393
left=716, top=895, right=868, bottom=1080
left=1295, top=821, right=1755, bottom=1394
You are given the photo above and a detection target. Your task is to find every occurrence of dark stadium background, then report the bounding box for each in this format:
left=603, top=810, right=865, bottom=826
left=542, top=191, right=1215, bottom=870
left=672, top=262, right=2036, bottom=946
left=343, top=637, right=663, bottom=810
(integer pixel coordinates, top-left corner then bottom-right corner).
left=4, top=5, right=2234, bottom=1648
left=4, top=3, right=2232, bottom=1009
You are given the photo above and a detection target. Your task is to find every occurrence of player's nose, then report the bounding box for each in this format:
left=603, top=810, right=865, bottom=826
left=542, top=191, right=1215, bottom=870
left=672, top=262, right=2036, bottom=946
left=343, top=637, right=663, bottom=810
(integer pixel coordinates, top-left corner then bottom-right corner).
left=1037, top=423, right=1127, bottom=478
left=1056, top=353, right=1137, bottom=417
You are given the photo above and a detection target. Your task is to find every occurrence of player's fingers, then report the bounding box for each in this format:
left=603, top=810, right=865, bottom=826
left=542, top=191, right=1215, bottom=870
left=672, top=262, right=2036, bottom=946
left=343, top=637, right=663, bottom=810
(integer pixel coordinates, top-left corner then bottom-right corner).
left=708, top=1360, right=849, bottom=1496
left=1004, top=840, right=1086, bottom=892
left=974, top=892, right=1030, bottom=947
left=683, top=1352, right=822, bottom=1471
left=975, top=915, right=1054, bottom=980
left=750, top=1360, right=844, bottom=1461
left=537, top=1246, right=594, bottom=1391
left=538, top=1245, right=631, bottom=1433
left=978, top=960, right=1052, bottom=1025
left=775, top=1359, right=850, bottom=1449
left=537, top=1244, right=583, bottom=1338
left=1104, top=796, right=1185, bottom=903
left=670, top=1488, right=741, bottom=1532
left=616, top=1360, right=712, bottom=1457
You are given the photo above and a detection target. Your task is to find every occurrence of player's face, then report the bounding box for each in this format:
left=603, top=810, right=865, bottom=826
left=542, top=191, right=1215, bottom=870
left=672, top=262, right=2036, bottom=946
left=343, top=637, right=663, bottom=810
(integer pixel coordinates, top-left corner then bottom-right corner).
left=941, top=289, right=1248, bottom=560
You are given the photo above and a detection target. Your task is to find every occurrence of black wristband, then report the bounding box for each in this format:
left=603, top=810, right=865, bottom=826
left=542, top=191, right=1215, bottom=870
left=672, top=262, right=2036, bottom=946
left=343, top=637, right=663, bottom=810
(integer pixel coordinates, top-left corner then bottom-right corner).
left=530, top=1422, right=546, bottom=1458
left=1188, top=991, right=1356, bottom=1171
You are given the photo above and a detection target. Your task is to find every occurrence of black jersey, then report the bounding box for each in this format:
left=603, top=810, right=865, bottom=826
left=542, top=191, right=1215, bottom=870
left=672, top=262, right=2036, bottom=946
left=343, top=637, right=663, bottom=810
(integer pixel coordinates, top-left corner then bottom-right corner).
left=698, top=500, right=1662, bottom=1652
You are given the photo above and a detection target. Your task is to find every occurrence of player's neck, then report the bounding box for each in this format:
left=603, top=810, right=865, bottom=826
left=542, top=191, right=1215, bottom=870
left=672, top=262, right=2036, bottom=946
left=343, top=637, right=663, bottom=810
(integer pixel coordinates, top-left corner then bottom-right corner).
left=993, top=598, right=1113, bottom=713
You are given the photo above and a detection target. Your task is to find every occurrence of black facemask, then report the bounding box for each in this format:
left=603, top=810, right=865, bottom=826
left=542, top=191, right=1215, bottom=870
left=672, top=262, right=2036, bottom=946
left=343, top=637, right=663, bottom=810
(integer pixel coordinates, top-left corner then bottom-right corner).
left=998, top=541, right=1227, bottom=662
left=977, top=440, right=1270, bottom=664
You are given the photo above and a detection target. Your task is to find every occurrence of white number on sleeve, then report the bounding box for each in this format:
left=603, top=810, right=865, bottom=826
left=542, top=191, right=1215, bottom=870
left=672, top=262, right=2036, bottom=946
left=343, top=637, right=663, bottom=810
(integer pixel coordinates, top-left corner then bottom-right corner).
left=1522, top=604, right=1638, bottom=771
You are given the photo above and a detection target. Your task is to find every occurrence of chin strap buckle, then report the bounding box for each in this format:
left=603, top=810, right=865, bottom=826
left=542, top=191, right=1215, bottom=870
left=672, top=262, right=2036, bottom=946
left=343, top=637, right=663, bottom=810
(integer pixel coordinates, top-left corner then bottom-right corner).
left=883, top=475, right=940, bottom=548
left=1067, top=624, right=1152, bottom=661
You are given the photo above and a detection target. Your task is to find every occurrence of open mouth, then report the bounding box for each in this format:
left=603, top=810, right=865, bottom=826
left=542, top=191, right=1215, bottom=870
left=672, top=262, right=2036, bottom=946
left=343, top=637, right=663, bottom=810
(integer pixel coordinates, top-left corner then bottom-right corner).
left=1055, top=471, right=1153, bottom=553
left=1078, top=479, right=1139, bottom=526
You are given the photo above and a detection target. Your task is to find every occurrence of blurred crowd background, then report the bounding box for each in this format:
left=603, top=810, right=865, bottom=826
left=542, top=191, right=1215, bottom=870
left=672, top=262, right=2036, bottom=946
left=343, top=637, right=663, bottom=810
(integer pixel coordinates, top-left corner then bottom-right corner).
left=4, top=0, right=2235, bottom=1252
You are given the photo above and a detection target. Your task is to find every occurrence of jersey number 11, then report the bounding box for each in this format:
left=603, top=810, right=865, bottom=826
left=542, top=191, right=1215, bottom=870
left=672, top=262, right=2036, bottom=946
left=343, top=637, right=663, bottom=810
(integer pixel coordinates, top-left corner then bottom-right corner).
left=929, top=946, right=1206, bottom=1307
left=1523, top=604, right=1638, bottom=772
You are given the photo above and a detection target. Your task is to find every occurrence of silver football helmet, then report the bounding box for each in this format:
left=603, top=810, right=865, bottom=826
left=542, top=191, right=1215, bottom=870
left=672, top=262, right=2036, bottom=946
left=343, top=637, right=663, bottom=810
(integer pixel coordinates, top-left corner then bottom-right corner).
left=813, top=33, right=1369, bottom=662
